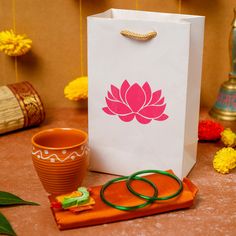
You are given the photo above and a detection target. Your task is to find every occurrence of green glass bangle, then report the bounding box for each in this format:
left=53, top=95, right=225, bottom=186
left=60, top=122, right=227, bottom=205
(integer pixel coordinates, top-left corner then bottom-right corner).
left=126, top=170, right=183, bottom=201
left=100, top=175, right=158, bottom=211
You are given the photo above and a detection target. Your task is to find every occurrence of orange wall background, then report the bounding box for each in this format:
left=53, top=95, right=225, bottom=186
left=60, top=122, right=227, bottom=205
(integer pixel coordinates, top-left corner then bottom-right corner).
left=0, top=0, right=235, bottom=109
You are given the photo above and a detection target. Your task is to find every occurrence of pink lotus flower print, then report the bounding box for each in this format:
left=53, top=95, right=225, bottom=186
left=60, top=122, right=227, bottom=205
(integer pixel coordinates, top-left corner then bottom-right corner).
left=102, top=80, right=168, bottom=124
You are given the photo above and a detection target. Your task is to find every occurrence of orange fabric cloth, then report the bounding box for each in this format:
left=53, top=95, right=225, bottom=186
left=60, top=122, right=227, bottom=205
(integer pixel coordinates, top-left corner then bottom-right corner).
left=49, top=171, right=198, bottom=230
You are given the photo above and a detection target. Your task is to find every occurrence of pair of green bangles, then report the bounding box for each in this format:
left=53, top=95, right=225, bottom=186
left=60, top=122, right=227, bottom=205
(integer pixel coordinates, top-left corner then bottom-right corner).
left=100, top=169, right=183, bottom=211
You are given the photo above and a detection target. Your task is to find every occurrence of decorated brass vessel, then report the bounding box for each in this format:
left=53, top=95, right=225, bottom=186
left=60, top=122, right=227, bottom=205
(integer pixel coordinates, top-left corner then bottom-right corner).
left=209, top=8, right=236, bottom=121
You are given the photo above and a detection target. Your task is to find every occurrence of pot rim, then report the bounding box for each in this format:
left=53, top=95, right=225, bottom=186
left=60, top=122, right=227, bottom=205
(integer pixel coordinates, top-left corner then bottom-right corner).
left=31, top=128, right=88, bottom=150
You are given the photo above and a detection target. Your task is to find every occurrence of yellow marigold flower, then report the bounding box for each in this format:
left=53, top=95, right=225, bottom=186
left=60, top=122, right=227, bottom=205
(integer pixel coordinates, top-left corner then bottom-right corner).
left=0, top=30, right=32, bottom=56
left=221, top=128, right=236, bottom=147
left=213, top=147, right=236, bottom=174
left=64, top=76, right=88, bottom=101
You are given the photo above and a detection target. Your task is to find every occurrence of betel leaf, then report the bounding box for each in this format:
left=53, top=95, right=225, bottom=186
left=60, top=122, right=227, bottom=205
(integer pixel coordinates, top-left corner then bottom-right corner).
left=0, top=191, right=39, bottom=206
left=0, top=212, right=16, bottom=236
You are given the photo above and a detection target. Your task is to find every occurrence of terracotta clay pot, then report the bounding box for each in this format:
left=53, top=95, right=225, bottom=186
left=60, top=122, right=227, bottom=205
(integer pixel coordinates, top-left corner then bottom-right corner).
left=31, top=128, right=88, bottom=195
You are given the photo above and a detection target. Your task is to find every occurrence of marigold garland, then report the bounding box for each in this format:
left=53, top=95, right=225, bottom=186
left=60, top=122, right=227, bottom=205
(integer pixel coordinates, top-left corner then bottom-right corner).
left=0, top=30, right=32, bottom=56
left=221, top=128, right=236, bottom=147
left=198, top=120, right=224, bottom=141
left=64, top=76, right=88, bottom=101
left=213, top=147, right=236, bottom=174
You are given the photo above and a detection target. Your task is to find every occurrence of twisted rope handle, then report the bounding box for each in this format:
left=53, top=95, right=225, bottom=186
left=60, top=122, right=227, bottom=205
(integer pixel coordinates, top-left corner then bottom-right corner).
left=120, top=30, right=157, bottom=41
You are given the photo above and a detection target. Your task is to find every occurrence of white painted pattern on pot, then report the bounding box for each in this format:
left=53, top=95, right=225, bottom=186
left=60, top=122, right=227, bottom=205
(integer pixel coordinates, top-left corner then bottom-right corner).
left=32, top=146, right=89, bottom=163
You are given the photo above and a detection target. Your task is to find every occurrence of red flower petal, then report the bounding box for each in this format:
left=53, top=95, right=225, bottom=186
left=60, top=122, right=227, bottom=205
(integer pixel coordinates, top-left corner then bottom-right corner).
left=105, top=97, right=132, bottom=115
left=149, top=90, right=161, bottom=105
left=102, top=107, right=115, bottom=115
left=111, top=85, right=121, bottom=101
left=155, top=97, right=165, bottom=105
left=119, top=114, right=135, bottom=122
left=126, top=83, right=146, bottom=112
left=120, top=80, right=130, bottom=103
left=136, top=114, right=152, bottom=124
left=142, top=82, right=152, bottom=105
left=139, top=104, right=166, bottom=118
left=107, top=91, right=115, bottom=100
left=198, top=120, right=224, bottom=141
left=155, top=114, right=168, bottom=121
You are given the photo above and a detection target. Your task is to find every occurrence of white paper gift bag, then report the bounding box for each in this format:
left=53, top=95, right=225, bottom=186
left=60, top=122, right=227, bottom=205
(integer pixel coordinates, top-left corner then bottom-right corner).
left=87, top=9, right=205, bottom=178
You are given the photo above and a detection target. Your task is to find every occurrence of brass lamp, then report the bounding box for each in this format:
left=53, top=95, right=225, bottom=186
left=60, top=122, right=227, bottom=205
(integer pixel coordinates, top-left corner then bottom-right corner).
left=209, top=8, right=236, bottom=121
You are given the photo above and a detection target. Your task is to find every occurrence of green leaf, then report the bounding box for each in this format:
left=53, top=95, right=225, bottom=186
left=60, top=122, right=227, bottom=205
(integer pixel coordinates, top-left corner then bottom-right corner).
left=0, top=191, right=39, bottom=206
left=0, top=212, right=16, bottom=236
